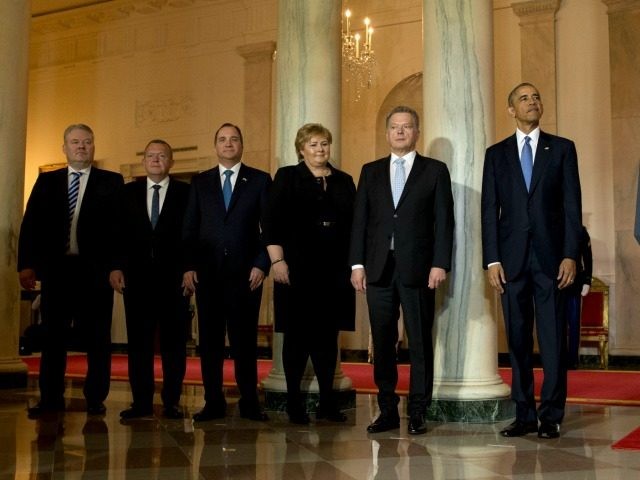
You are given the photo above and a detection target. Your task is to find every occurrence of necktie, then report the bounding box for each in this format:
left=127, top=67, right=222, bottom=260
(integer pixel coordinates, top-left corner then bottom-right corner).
left=68, top=172, right=82, bottom=223
left=222, top=170, right=234, bottom=210
left=150, top=184, right=161, bottom=228
left=521, top=136, right=533, bottom=191
left=392, top=158, right=406, bottom=207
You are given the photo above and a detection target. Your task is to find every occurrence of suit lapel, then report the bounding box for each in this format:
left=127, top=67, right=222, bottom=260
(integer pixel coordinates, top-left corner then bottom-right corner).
left=529, top=131, right=551, bottom=195
left=135, top=180, right=154, bottom=230
left=208, top=166, right=226, bottom=212
left=504, top=135, right=529, bottom=194
left=377, top=156, right=394, bottom=209
left=397, top=155, right=426, bottom=209
left=226, top=164, right=247, bottom=213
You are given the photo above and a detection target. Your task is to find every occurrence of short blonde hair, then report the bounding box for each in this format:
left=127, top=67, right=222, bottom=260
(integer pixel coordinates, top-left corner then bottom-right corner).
left=294, top=123, right=332, bottom=160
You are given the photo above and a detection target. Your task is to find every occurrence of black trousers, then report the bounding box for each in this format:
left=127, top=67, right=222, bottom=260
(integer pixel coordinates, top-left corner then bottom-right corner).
left=195, top=264, right=262, bottom=411
left=39, top=255, right=113, bottom=406
left=282, top=325, right=340, bottom=413
left=366, top=252, right=435, bottom=416
left=502, top=247, right=568, bottom=424
left=123, top=273, right=189, bottom=410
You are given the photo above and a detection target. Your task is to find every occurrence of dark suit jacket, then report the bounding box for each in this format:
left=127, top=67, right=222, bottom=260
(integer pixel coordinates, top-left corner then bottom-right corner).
left=263, top=162, right=356, bottom=332
left=349, top=153, right=454, bottom=287
left=110, top=177, right=190, bottom=289
left=481, top=131, right=582, bottom=279
left=18, top=166, right=124, bottom=279
left=183, top=164, right=271, bottom=278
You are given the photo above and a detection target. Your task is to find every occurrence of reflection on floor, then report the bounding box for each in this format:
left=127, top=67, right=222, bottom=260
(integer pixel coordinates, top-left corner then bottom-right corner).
left=1, top=377, right=639, bottom=479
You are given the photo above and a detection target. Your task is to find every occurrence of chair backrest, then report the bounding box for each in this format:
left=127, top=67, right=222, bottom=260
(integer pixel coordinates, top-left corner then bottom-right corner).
left=580, top=277, right=609, bottom=331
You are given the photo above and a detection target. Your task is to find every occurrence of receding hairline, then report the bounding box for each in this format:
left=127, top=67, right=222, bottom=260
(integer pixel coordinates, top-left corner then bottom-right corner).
left=507, top=82, right=539, bottom=107
left=214, top=123, right=243, bottom=145
left=385, top=106, right=420, bottom=130
left=63, top=124, right=94, bottom=142
left=144, top=139, right=173, bottom=158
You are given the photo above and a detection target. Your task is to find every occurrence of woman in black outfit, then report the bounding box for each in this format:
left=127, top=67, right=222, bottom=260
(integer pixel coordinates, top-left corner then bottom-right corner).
left=263, top=123, right=356, bottom=424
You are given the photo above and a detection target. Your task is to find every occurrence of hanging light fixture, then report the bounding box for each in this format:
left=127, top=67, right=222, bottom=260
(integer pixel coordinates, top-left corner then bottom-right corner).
left=342, top=9, right=376, bottom=101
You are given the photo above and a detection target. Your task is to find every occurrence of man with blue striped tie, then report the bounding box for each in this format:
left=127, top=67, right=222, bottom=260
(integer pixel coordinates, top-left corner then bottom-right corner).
left=18, top=124, right=123, bottom=418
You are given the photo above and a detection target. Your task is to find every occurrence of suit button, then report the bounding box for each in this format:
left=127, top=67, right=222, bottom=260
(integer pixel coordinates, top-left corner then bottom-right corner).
left=393, top=214, right=398, bottom=218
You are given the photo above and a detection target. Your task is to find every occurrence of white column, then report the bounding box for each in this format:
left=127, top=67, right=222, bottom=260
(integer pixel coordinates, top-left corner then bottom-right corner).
left=423, top=0, right=511, bottom=420
left=262, top=0, right=353, bottom=408
left=0, top=0, right=30, bottom=387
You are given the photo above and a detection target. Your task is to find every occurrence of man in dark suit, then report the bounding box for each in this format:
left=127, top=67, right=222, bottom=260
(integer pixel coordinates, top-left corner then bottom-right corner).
left=481, top=83, right=582, bottom=439
left=183, top=123, right=271, bottom=422
left=18, top=124, right=124, bottom=417
left=350, top=106, right=454, bottom=435
left=109, top=139, right=191, bottom=420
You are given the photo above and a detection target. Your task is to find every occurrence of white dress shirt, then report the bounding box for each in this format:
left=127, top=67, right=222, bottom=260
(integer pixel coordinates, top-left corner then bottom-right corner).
left=68, top=165, right=91, bottom=255
left=219, top=162, right=242, bottom=191
left=146, top=176, right=171, bottom=220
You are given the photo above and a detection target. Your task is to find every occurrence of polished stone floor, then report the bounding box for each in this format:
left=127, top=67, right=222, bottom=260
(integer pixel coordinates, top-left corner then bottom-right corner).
left=1, top=377, right=640, bottom=479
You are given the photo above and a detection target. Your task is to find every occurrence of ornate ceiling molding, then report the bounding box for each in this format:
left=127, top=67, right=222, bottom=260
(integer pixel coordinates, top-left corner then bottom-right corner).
left=31, top=0, right=207, bottom=35
left=511, top=0, right=561, bottom=18
left=601, top=0, right=640, bottom=14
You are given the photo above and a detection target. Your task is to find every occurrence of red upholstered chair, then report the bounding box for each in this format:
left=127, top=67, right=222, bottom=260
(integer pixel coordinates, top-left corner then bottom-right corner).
left=580, top=277, right=609, bottom=369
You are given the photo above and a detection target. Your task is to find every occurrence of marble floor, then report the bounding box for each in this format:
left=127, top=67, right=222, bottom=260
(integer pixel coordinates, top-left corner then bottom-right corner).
left=1, top=377, right=639, bottom=479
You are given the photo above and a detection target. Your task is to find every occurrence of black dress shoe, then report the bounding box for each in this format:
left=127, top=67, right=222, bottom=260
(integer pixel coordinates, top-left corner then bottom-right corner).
left=163, top=406, right=184, bottom=419
left=240, top=408, right=269, bottom=421
left=87, top=403, right=106, bottom=415
left=408, top=413, right=427, bottom=435
left=192, top=406, right=226, bottom=422
left=500, top=420, right=538, bottom=437
left=316, top=407, right=347, bottom=422
left=287, top=409, right=310, bottom=425
left=367, top=414, right=400, bottom=433
left=27, top=401, right=65, bottom=418
left=538, top=422, right=560, bottom=439
left=120, top=406, right=153, bottom=419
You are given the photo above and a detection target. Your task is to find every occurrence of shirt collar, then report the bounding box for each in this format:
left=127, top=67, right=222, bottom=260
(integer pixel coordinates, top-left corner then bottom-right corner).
left=516, top=127, right=540, bottom=145
left=147, top=176, right=170, bottom=190
left=390, top=151, right=416, bottom=167
left=219, top=162, right=242, bottom=178
left=68, top=165, right=91, bottom=175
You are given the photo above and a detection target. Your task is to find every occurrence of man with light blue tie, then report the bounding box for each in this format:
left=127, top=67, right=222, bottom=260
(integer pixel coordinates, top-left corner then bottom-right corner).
left=350, top=106, right=454, bottom=435
left=481, top=83, right=583, bottom=439
left=183, top=123, right=271, bottom=422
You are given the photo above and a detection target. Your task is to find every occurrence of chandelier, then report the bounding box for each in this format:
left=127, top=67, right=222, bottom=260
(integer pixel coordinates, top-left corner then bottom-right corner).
left=342, top=9, right=375, bottom=101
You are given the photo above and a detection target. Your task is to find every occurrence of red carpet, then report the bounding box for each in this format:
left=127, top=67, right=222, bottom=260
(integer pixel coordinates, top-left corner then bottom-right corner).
left=20, top=354, right=640, bottom=407
left=612, top=427, right=640, bottom=450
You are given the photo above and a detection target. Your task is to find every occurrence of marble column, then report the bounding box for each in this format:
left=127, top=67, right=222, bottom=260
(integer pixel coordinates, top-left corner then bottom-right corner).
left=512, top=0, right=561, bottom=134
left=0, top=0, right=30, bottom=388
left=603, top=0, right=640, bottom=358
left=261, top=0, right=354, bottom=412
left=423, top=0, right=512, bottom=421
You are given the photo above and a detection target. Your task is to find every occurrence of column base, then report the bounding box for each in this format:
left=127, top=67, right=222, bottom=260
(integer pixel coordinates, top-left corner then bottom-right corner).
left=426, top=397, right=514, bottom=422
left=264, top=388, right=356, bottom=412
left=0, top=359, right=29, bottom=389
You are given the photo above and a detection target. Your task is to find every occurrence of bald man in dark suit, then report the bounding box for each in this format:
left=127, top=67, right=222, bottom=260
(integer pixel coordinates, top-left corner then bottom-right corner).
left=18, top=124, right=123, bottom=417
left=481, top=83, right=582, bottom=439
